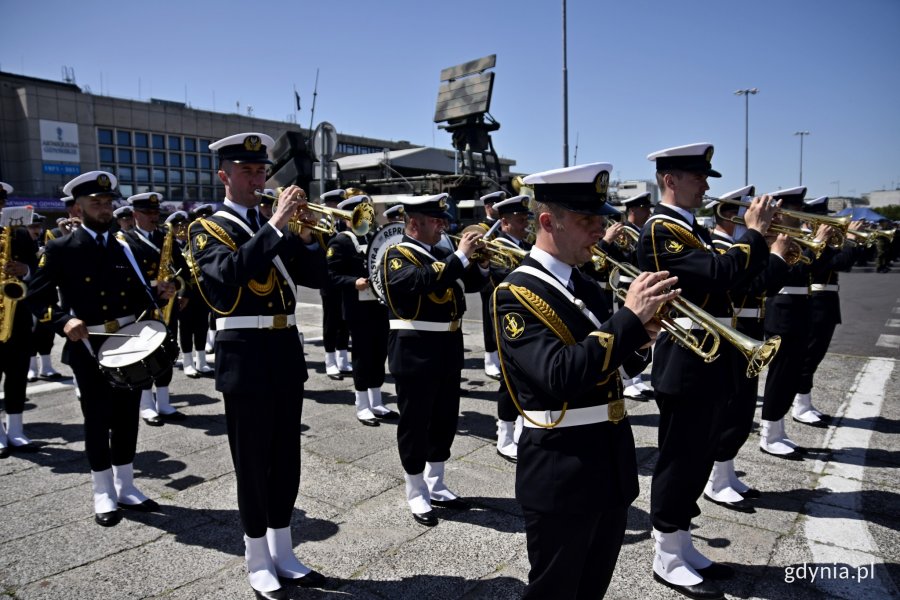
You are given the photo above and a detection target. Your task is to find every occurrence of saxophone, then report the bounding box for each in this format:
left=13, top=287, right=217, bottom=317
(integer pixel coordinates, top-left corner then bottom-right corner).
left=0, top=226, right=28, bottom=342
left=156, top=223, right=179, bottom=325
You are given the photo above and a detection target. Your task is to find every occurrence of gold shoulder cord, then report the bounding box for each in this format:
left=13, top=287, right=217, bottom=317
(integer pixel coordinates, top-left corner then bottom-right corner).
left=186, top=219, right=242, bottom=316
left=383, top=245, right=423, bottom=321
left=492, top=282, right=576, bottom=429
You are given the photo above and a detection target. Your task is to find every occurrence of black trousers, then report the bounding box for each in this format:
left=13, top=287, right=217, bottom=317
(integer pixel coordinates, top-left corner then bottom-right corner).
left=761, top=331, right=808, bottom=421
left=31, top=320, right=56, bottom=356
left=714, top=321, right=761, bottom=462
left=395, top=372, right=461, bottom=475
left=321, top=291, right=349, bottom=352
left=224, top=390, right=303, bottom=538
left=480, top=287, right=496, bottom=353
left=522, top=505, right=628, bottom=600
left=0, top=313, right=33, bottom=414
left=346, top=308, right=388, bottom=391
left=497, top=383, right=519, bottom=422
left=68, top=343, right=141, bottom=472
left=651, top=390, right=724, bottom=532
left=798, top=320, right=837, bottom=395
left=178, top=298, right=210, bottom=353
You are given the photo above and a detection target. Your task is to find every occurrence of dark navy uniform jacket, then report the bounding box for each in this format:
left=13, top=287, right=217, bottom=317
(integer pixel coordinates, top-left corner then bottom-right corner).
left=188, top=206, right=327, bottom=394
left=383, top=234, right=487, bottom=376
left=493, top=254, right=649, bottom=514
left=122, top=227, right=189, bottom=299
left=637, top=204, right=769, bottom=395
left=326, top=230, right=385, bottom=320
left=24, top=226, right=158, bottom=365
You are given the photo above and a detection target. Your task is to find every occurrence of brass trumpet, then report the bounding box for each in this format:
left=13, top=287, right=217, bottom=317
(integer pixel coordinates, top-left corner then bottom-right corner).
left=848, top=228, right=896, bottom=247
left=448, top=223, right=528, bottom=270
left=254, top=190, right=375, bottom=236
left=608, top=223, right=640, bottom=252
left=591, top=247, right=781, bottom=378
left=714, top=197, right=850, bottom=248
left=713, top=200, right=826, bottom=265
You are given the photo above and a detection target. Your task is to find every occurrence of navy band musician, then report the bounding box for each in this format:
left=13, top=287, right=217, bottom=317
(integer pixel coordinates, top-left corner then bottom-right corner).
left=382, top=192, right=490, bottom=527
left=24, top=171, right=176, bottom=526
left=187, top=132, right=328, bottom=599
left=478, top=190, right=505, bottom=379
left=492, top=162, right=677, bottom=599
left=637, top=143, right=777, bottom=600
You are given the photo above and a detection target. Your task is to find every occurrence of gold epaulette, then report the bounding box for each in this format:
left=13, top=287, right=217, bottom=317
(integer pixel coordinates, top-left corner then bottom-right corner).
left=198, top=218, right=237, bottom=251
left=394, top=245, right=423, bottom=267
left=663, top=221, right=705, bottom=251
left=503, top=283, right=575, bottom=345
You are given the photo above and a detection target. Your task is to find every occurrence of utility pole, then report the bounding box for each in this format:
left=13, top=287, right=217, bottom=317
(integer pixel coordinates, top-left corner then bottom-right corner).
left=562, top=0, right=569, bottom=167
left=794, top=131, right=810, bottom=186
left=734, top=88, right=758, bottom=185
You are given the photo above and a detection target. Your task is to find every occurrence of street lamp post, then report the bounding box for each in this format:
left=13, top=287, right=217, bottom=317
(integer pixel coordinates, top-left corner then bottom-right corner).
left=735, top=88, right=758, bottom=185
left=794, top=130, right=810, bottom=186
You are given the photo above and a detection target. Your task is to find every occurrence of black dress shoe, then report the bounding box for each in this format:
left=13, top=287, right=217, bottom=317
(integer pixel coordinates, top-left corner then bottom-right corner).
left=282, top=569, right=328, bottom=588
left=119, top=498, right=160, bottom=512
left=497, top=450, right=517, bottom=464
left=358, top=417, right=380, bottom=427
left=740, top=488, right=761, bottom=499
left=653, top=572, right=724, bottom=600
left=252, top=587, right=286, bottom=600
left=695, top=562, right=735, bottom=580
left=0, top=446, right=9, bottom=459
left=38, top=372, right=64, bottom=380
left=703, top=493, right=755, bottom=513
left=413, top=511, right=438, bottom=526
left=374, top=409, right=400, bottom=420
left=142, top=415, right=164, bottom=427
left=95, top=510, right=122, bottom=527
left=159, top=410, right=187, bottom=422
left=431, top=497, right=471, bottom=510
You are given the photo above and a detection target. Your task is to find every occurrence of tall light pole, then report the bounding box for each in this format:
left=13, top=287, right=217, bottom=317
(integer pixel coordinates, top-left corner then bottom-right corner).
left=734, top=88, right=758, bottom=185
left=794, top=131, right=810, bottom=186
left=562, top=0, right=569, bottom=167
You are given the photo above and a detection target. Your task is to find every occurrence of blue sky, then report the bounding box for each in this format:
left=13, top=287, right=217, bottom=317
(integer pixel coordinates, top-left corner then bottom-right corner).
left=3, top=0, right=898, bottom=199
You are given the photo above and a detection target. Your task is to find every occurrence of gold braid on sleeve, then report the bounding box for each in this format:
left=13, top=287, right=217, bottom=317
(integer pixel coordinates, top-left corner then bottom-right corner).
left=186, top=219, right=242, bottom=316
left=493, top=282, right=575, bottom=429
left=663, top=221, right=705, bottom=250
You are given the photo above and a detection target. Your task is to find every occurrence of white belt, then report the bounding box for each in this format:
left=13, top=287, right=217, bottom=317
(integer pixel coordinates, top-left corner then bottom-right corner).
left=523, top=402, right=624, bottom=428
left=215, top=315, right=297, bottom=330
left=149, top=279, right=158, bottom=287
left=390, top=319, right=461, bottom=332
left=618, top=276, right=635, bottom=283
left=811, top=283, right=839, bottom=292
left=778, top=286, right=810, bottom=295
left=673, top=316, right=732, bottom=330
left=86, top=315, right=137, bottom=334
left=733, top=308, right=761, bottom=318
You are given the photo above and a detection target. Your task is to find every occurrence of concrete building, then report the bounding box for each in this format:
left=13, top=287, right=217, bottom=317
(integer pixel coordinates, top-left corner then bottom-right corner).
left=0, top=70, right=512, bottom=213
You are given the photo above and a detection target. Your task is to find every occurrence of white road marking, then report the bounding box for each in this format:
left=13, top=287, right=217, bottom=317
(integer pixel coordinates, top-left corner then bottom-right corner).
left=886, top=319, right=900, bottom=328
left=875, top=334, right=900, bottom=349
left=804, top=357, right=898, bottom=597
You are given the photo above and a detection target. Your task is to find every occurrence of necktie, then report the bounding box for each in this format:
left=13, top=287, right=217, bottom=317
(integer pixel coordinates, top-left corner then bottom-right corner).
left=96, top=233, right=106, bottom=249
left=247, top=208, right=260, bottom=232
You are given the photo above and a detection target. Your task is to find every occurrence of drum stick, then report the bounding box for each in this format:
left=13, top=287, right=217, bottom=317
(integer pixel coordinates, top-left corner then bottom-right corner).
left=88, top=332, right=140, bottom=337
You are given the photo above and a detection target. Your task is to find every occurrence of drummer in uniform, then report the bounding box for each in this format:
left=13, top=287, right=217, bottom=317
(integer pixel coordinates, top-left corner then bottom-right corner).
left=383, top=193, right=489, bottom=527
left=637, top=144, right=777, bottom=599
left=326, top=194, right=397, bottom=426
left=188, top=133, right=328, bottom=598
left=120, top=192, right=187, bottom=425
left=24, top=171, right=175, bottom=525
left=492, top=162, right=675, bottom=598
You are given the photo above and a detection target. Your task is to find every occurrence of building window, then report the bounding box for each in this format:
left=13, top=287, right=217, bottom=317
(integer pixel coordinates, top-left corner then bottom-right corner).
left=153, top=152, right=166, bottom=167
left=136, top=185, right=151, bottom=194
left=117, top=149, right=133, bottom=164
left=136, top=168, right=150, bottom=183
left=153, top=169, right=166, bottom=184
left=200, top=155, right=212, bottom=170
left=99, top=147, right=115, bottom=162
left=184, top=154, right=197, bottom=169
left=98, top=129, right=113, bottom=145
left=184, top=138, right=197, bottom=152
left=200, top=139, right=212, bottom=153
left=152, top=134, right=165, bottom=149
left=100, top=164, right=116, bottom=174
left=185, top=170, right=198, bottom=184
left=136, top=150, right=150, bottom=165
left=168, top=136, right=181, bottom=151
left=118, top=167, right=133, bottom=181
left=117, top=131, right=131, bottom=146
left=199, top=171, right=212, bottom=185
left=134, top=132, right=149, bottom=148
left=169, top=170, right=182, bottom=184
left=119, top=184, right=134, bottom=198
left=169, top=154, right=182, bottom=168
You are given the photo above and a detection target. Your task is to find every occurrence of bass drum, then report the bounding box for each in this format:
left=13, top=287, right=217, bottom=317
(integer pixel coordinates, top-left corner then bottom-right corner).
left=366, top=222, right=406, bottom=305
left=97, top=320, right=179, bottom=389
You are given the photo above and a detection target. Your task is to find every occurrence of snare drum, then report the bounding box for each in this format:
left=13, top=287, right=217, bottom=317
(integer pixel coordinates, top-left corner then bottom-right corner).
left=97, top=320, right=178, bottom=389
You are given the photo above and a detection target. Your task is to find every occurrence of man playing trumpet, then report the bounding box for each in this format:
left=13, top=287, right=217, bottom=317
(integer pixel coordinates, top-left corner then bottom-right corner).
left=189, top=133, right=329, bottom=598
